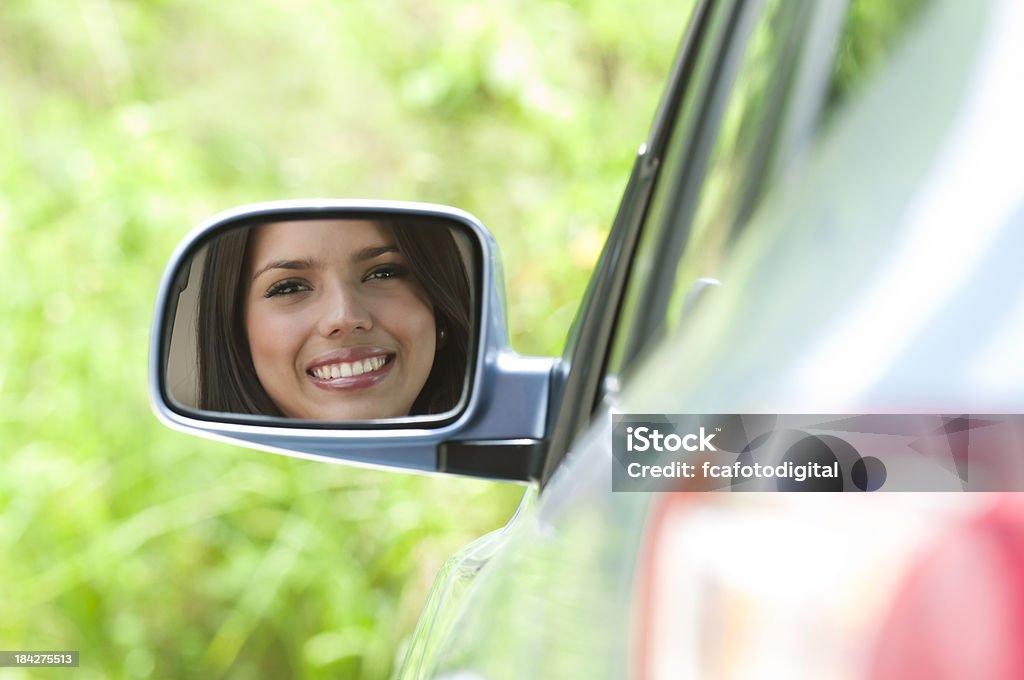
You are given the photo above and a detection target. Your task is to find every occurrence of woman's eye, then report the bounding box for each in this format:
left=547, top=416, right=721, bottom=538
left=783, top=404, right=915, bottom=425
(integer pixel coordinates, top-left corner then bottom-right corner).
left=365, top=265, right=408, bottom=282
left=264, top=279, right=310, bottom=298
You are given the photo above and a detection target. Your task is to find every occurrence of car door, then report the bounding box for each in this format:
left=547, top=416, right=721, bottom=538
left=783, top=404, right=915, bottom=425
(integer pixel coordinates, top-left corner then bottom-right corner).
left=399, top=0, right=840, bottom=677
left=399, top=0, right=991, bottom=676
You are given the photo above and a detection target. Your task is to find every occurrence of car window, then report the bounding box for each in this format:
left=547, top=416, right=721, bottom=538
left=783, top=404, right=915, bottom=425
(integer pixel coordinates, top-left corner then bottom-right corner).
left=605, top=0, right=930, bottom=386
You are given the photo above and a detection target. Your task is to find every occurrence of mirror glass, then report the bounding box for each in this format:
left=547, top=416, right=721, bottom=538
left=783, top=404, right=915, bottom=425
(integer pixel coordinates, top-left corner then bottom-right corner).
left=163, top=216, right=477, bottom=423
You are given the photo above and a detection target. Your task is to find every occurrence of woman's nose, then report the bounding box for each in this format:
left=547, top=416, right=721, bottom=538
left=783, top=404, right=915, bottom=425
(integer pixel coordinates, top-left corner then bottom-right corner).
left=316, top=284, right=372, bottom=337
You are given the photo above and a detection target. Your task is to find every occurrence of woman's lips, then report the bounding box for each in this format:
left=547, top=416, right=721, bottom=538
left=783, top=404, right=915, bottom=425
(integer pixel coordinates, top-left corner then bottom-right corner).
left=305, top=352, right=395, bottom=390
left=309, top=355, right=388, bottom=379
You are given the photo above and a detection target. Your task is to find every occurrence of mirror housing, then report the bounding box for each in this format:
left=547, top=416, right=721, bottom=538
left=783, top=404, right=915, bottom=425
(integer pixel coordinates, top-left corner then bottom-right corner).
left=150, top=200, right=554, bottom=481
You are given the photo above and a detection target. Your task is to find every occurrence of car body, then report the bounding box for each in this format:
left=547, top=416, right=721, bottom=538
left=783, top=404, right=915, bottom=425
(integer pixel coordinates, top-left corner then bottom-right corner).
left=151, top=0, right=1024, bottom=677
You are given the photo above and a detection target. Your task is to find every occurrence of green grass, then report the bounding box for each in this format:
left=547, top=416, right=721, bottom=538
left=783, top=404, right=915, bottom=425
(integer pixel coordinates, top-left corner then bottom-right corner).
left=0, top=1, right=684, bottom=677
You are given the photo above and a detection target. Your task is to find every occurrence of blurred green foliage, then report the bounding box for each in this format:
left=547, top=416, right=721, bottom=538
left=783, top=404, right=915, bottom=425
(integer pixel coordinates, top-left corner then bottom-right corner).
left=0, top=1, right=683, bottom=678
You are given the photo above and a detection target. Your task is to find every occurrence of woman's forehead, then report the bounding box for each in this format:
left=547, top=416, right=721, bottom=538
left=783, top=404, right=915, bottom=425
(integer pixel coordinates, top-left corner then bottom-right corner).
left=248, top=220, right=395, bottom=262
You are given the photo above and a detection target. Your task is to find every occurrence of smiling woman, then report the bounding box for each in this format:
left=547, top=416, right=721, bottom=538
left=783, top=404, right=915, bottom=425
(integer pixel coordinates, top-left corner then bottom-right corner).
left=171, top=217, right=472, bottom=420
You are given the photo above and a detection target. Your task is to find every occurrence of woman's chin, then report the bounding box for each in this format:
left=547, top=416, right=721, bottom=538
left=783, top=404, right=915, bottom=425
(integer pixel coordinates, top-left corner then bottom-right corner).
left=281, top=396, right=412, bottom=421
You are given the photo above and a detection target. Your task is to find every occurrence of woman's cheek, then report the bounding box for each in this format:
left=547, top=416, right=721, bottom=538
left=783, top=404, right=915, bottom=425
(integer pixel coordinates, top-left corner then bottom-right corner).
left=249, top=306, right=308, bottom=363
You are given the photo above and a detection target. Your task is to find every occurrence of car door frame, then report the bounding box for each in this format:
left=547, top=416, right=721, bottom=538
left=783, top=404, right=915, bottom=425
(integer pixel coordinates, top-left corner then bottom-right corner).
left=538, top=0, right=773, bottom=486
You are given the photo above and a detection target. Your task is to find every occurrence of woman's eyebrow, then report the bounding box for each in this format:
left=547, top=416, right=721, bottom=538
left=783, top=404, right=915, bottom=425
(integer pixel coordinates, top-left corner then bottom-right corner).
left=250, top=257, right=321, bottom=282
left=352, top=242, right=399, bottom=261
left=352, top=244, right=400, bottom=262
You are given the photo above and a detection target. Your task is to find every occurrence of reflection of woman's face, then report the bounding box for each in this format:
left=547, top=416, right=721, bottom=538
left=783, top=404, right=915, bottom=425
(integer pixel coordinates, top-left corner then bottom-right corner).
left=244, top=220, right=436, bottom=419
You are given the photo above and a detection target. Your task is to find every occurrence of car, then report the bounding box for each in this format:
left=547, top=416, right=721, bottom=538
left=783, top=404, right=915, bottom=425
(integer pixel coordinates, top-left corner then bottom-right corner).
left=150, top=0, right=1024, bottom=677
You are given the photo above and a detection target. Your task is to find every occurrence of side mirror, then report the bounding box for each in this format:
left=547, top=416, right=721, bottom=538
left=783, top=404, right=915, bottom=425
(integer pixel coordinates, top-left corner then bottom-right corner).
left=150, top=200, right=554, bottom=481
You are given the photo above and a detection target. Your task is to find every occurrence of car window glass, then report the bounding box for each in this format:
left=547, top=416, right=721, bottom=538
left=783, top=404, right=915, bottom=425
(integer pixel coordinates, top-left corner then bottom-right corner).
left=605, top=0, right=931, bottom=385
left=606, top=0, right=799, bottom=379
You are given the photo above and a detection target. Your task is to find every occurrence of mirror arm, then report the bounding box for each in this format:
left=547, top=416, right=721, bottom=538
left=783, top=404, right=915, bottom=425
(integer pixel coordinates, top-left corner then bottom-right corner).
left=436, top=353, right=555, bottom=482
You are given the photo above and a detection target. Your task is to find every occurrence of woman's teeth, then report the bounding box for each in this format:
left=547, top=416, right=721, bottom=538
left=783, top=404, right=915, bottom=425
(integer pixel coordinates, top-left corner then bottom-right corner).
left=311, top=356, right=387, bottom=379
